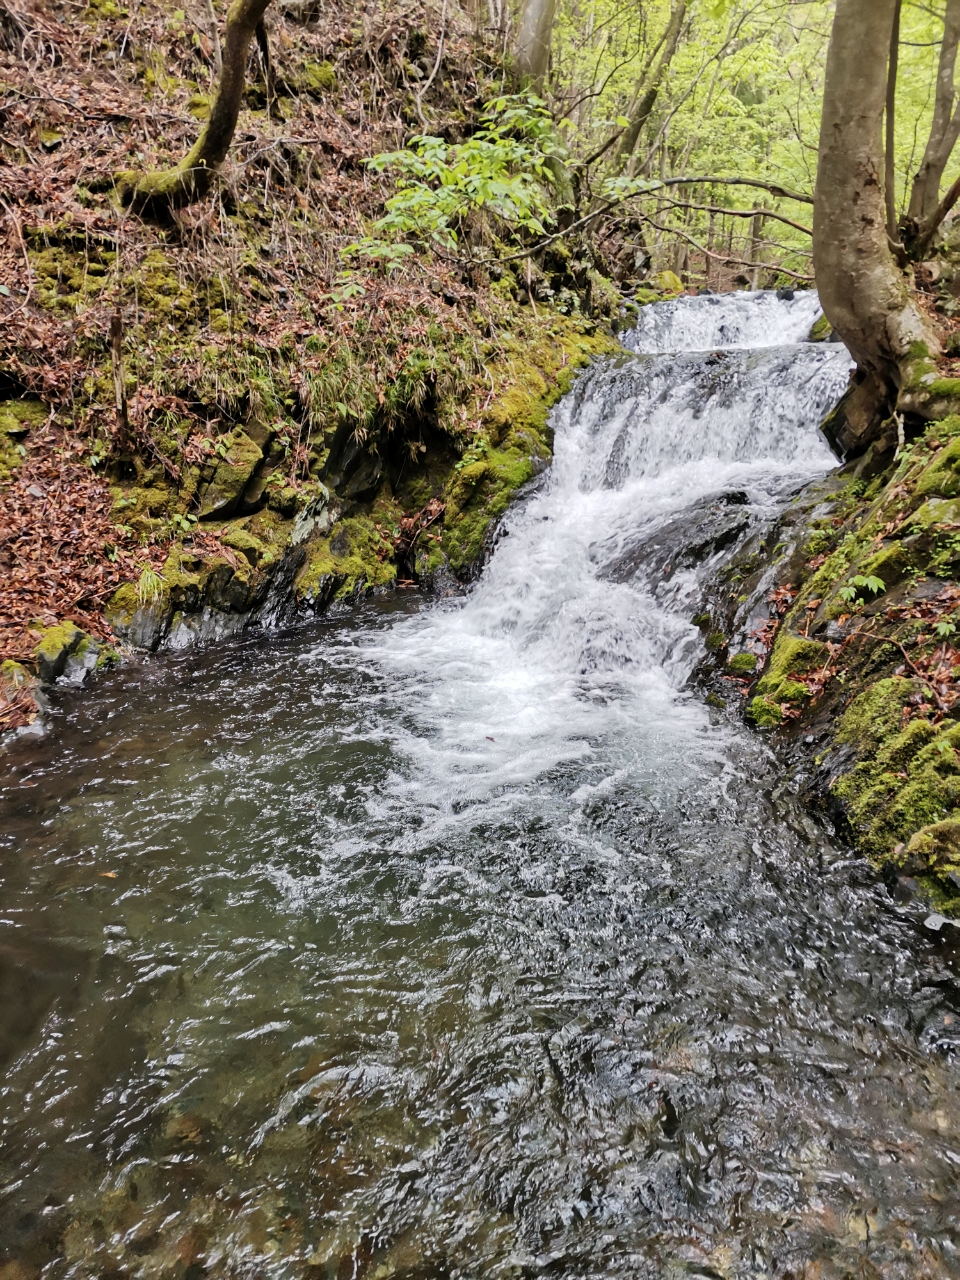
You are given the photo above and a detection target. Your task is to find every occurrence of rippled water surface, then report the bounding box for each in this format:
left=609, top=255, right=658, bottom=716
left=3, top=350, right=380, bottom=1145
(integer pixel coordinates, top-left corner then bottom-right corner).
left=2, top=294, right=960, bottom=1279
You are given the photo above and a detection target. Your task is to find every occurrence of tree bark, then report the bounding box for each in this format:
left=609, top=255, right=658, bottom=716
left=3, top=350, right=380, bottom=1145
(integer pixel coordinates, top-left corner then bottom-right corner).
left=614, top=1, right=686, bottom=176
left=116, top=0, right=272, bottom=215
left=906, top=0, right=960, bottom=233
left=884, top=0, right=901, bottom=246
left=514, top=0, right=556, bottom=91
left=814, top=0, right=940, bottom=458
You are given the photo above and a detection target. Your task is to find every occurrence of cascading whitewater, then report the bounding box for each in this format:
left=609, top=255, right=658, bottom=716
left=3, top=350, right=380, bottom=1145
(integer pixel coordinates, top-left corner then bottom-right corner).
left=362, top=290, right=853, bottom=806
left=5, top=292, right=959, bottom=1280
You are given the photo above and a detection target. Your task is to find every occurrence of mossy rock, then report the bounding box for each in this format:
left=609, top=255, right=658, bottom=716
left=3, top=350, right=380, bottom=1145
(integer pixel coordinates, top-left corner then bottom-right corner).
left=33, top=621, right=85, bottom=683
left=915, top=436, right=960, bottom=499
left=727, top=651, right=758, bottom=674
left=0, top=397, right=46, bottom=437
left=748, top=696, right=782, bottom=728
left=199, top=431, right=263, bottom=518
left=858, top=542, right=911, bottom=591
left=808, top=314, right=833, bottom=342
left=301, top=61, right=337, bottom=95
left=220, top=524, right=268, bottom=566
left=835, top=677, right=918, bottom=756
left=897, top=819, right=960, bottom=874
left=295, top=515, right=396, bottom=603
left=756, top=633, right=825, bottom=704
left=1, top=659, right=32, bottom=690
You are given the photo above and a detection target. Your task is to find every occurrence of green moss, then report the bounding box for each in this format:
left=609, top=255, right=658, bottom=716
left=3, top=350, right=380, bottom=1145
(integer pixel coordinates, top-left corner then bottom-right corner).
left=925, top=414, right=960, bottom=441
left=1, top=659, right=32, bottom=690
left=295, top=516, right=396, bottom=602
left=808, top=314, right=832, bottom=342
left=915, top=436, right=960, bottom=498
left=442, top=444, right=539, bottom=572
left=33, top=620, right=85, bottom=682
left=199, top=430, right=263, bottom=518
left=705, top=631, right=727, bottom=651
left=0, top=398, right=46, bottom=435
left=756, top=633, right=825, bottom=704
left=220, top=525, right=268, bottom=566
left=903, top=497, right=960, bottom=532
left=301, top=61, right=338, bottom=94
left=748, top=696, right=782, bottom=728
left=105, top=582, right=141, bottom=627
left=187, top=92, right=211, bottom=119
left=727, top=651, right=758, bottom=674
left=829, top=684, right=960, bottom=861
left=835, top=677, right=918, bottom=755
left=858, top=542, right=910, bottom=590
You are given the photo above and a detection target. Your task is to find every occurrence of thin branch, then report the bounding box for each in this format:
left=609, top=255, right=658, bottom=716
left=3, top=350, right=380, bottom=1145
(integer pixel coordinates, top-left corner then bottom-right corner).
left=653, top=196, right=812, bottom=236
left=0, top=197, right=34, bottom=320
left=637, top=212, right=814, bottom=281
left=204, top=0, right=223, bottom=77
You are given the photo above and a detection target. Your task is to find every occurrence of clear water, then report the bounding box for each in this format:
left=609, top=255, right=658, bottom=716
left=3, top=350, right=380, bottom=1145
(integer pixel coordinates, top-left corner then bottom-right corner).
left=2, top=294, right=960, bottom=1279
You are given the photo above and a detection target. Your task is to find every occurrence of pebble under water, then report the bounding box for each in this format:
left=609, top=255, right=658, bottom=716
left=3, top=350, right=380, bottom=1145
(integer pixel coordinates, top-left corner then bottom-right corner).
left=2, top=293, right=960, bottom=1279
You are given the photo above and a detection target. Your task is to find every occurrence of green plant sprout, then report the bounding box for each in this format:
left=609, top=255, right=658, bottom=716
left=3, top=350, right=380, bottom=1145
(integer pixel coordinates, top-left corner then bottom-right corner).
left=136, top=564, right=165, bottom=605
left=837, top=574, right=886, bottom=606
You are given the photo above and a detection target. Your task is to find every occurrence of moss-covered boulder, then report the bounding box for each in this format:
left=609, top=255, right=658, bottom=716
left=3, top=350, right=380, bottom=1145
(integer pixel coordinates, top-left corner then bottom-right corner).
left=294, top=515, right=397, bottom=605
left=756, top=634, right=826, bottom=704
left=33, top=621, right=85, bottom=683
left=915, top=436, right=960, bottom=499
left=199, top=431, right=263, bottom=518
left=727, top=651, right=758, bottom=674
left=897, top=820, right=960, bottom=874
left=747, top=696, right=782, bottom=728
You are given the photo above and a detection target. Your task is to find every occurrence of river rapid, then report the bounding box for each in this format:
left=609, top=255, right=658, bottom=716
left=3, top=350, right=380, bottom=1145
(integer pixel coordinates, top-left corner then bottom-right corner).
left=2, top=293, right=959, bottom=1278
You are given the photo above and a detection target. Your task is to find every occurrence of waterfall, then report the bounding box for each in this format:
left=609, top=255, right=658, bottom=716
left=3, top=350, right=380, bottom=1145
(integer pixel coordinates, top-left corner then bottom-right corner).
left=360, top=290, right=853, bottom=806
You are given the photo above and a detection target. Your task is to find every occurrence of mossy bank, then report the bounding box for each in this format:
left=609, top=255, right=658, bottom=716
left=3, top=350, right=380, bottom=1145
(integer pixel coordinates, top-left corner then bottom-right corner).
left=695, top=415, right=960, bottom=915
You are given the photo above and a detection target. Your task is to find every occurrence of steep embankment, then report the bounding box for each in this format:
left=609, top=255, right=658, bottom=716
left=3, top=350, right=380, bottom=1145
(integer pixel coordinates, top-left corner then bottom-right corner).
left=0, top=0, right=633, bottom=733
left=692, top=295, right=960, bottom=913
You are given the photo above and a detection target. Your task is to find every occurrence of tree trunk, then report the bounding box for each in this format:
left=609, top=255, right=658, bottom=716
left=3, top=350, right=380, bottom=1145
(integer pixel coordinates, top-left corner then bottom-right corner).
left=906, top=0, right=960, bottom=233
left=884, top=0, right=901, bottom=245
left=116, top=0, right=272, bottom=216
left=814, top=0, right=940, bottom=458
left=614, top=1, right=686, bottom=175
left=514, top=0, right=556, bottom=91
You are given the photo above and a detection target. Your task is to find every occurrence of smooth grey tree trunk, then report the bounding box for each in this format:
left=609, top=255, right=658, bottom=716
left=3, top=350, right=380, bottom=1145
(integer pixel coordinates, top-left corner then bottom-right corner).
left=515, top=0, right=556, bottom=91
left=907, top=0, right=960, bottom=230
left=814, top=0, right=938, bottom=455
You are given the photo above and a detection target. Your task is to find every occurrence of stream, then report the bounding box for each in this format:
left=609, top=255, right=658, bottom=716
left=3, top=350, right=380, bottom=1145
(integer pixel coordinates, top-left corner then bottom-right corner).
left=2, top=292, right=960, bottom=1278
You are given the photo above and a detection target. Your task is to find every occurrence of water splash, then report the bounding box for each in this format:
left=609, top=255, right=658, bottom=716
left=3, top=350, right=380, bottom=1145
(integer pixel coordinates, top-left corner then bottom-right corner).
left=355, top=293, right=852, bottom=812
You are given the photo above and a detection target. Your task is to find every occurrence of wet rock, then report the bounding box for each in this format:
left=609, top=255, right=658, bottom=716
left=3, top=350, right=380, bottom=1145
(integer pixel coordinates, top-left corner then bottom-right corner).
left=33, top=621, right=84, bottom=683
left=290, top=493, right=334, bottom=546
left=106, top=595, right=169, bottom=651
left=59, top=637, right=103, bottom=685
left=923, top=912, right=960, bottom=932
left=166, top=607, right=249, bottom=651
